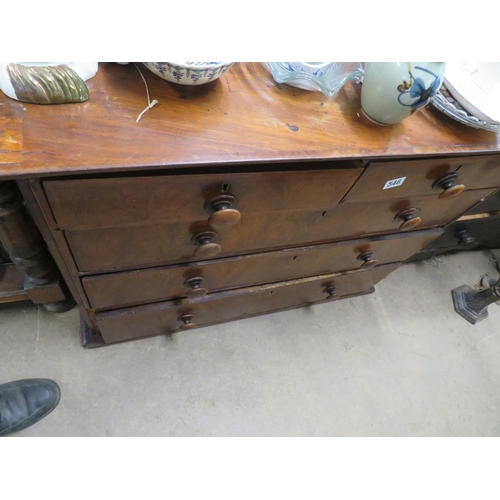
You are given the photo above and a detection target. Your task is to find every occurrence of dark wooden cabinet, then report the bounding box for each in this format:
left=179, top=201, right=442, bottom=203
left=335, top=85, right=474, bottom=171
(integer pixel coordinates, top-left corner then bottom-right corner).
left=2, top=62, right=500, bottom=346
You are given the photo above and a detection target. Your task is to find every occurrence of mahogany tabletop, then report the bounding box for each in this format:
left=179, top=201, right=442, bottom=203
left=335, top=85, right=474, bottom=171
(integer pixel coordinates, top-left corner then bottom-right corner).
left=1, top=62, right=499, bottom=179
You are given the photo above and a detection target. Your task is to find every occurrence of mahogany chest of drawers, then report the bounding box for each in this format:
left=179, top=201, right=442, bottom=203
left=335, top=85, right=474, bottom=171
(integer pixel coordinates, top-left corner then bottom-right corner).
left=2, top=63, right=500, bottom=346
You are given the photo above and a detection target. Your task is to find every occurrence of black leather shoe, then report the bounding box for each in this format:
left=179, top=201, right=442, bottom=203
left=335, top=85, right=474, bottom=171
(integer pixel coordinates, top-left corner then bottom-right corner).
left=0, top=379, right=60, bottom=436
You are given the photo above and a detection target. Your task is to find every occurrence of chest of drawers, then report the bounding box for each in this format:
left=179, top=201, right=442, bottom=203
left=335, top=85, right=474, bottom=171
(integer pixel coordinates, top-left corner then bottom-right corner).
left=40, top=159, right=496, bottom=345
left=2, top=63, right=500, bottom=346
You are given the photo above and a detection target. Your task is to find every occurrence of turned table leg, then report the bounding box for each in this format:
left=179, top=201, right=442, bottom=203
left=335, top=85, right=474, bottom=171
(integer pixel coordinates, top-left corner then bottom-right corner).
left=0, top=181, right=73, bottom=312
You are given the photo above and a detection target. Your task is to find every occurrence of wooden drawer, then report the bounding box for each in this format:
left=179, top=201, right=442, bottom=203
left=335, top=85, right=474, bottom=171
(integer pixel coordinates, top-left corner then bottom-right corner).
left=83, top=229, right=442, bottom=310
left=43, top=166, right=362, bottom=231
left=95, top=263, right=399, bottom=344
left=466, top=188, right=500, bottom=215
left=413, top=213, right=500, bottom=254
left=344, top=155, right=500, bottom=203
left=67, top=188, right=491, bottom=272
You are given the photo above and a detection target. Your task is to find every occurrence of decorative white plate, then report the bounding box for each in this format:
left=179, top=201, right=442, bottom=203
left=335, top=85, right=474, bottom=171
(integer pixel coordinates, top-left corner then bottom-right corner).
left=444, top=62, right=500, bottom=125
left=431, top=83, right=500, bottom=132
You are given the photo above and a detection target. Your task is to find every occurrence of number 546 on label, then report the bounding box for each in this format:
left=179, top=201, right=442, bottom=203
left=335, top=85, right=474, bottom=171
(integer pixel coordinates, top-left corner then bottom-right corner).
left=383, top=177, right=406, bottom=190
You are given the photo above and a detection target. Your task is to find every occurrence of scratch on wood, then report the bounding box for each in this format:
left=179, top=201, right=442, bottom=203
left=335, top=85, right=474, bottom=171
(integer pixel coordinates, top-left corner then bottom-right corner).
left=0, top=117, right=23, bottom=165
left=226, top=78, right=233, bottom=93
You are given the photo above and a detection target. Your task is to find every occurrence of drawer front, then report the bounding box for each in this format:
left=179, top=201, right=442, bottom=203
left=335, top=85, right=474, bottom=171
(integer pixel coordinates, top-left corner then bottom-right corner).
left=415, top=214, right=500, bottom=253
left=96, top=263, right=399, bottom=344
left=43, top=166, right=362, bottom=231
left=466, top=188, right=500, bottom=215
left=83, top=229, right=442, bottom=310
left=344, top=155, right=500, bottom=203
left=67, top=189, right=491, bottom=272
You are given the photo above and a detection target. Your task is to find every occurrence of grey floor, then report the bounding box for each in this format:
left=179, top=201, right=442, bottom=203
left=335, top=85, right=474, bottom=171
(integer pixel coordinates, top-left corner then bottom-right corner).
left=1, top=250, right=500, bottom=436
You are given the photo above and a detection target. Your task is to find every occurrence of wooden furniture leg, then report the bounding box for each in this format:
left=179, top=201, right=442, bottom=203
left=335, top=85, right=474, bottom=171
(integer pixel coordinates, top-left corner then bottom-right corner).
left=0, top=181, right=74, bottom=312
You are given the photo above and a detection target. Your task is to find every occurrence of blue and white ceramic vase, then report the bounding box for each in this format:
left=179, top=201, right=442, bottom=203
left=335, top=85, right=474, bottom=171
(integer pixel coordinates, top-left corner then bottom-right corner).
left=361, top=62, right=446, bottom=125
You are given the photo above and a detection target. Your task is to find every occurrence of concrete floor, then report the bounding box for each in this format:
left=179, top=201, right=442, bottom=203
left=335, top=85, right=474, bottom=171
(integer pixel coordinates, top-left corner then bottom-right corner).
left=1, top=250, right=500, bottom=436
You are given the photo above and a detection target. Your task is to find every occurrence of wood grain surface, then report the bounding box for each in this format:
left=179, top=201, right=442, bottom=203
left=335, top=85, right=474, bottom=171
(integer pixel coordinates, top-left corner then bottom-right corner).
left=96, top=263, right=399, bottom=344
left=82, top=229, right=441, bottom=311
left=1, top=62, right=499, bottom=179
left=43, top=167, right=362, bottom=230
left=0, top=117, right=22, bottom=166
left=64, top=188, right=491, bottom=272
left=345, top=155, right=500, bottom=202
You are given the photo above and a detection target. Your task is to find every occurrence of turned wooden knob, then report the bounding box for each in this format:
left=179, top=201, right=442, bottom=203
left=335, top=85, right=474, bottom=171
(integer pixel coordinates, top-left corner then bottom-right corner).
left=205, top=194, right=241, bottom=229
left=184, top=276, right=208, bottom=298
left=178, top=314, right=196, bottom=329
left=191, top=231, right=221, bottom=259
left=456, top=230, right=476, bottom=246
left=357, top=251, right=379, bottom=269
left=395, top=208, right=422, bottom=230
left=432, top=172, right=465, bottom=200
left=324, top=285, right=338, bottom=300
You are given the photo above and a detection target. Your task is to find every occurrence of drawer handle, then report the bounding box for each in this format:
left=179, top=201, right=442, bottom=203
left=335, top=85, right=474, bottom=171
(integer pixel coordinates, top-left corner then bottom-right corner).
left=191, top=231, right=222, bottom=259
left=324, top=285, right=338, bottom=300
left=178, top=314, right=196, bottom=329
left=456, top=230, right=476, bottom=247
left=395, top=207, right=422, bottom=230
left=357, top=251, right=379, bottom=269
left=432, top=173, right=465, bottom=200
left=205, top=194, right=241, bottom=229
left=184, top=276, right=208, bottom=298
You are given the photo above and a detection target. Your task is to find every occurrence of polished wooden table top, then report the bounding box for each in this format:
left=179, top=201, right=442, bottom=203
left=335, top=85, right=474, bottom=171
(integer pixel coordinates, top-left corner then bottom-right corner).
left=1, top=62, right=500, bottom=179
